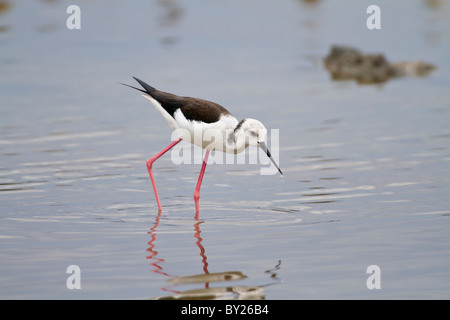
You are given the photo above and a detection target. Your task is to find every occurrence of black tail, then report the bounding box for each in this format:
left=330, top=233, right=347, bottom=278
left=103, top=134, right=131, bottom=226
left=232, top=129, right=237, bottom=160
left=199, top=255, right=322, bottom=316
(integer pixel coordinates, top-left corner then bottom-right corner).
left=132, top=77, right=158, bottom=96
left=120, top=77, right=156, bottom=95
left=122, top=77, right=184, bottom=117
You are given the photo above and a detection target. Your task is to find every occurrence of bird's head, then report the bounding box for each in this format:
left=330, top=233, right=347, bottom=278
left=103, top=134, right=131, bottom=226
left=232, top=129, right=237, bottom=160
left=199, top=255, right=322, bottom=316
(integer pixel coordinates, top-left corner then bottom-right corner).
left=239, top=118, right=268, bottom=148
left=236, top=119, right=283, bottom=175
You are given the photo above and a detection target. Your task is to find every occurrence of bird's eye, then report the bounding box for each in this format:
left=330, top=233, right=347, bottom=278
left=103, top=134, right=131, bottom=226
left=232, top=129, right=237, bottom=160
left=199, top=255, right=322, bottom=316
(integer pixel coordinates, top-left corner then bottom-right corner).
left=250, top=130, right=257, bottom=137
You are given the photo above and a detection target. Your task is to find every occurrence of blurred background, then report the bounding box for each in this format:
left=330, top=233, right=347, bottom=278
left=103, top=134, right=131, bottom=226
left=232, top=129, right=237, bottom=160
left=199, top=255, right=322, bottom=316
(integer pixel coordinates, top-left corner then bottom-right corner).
left=0, top=0, right=449, bottom=299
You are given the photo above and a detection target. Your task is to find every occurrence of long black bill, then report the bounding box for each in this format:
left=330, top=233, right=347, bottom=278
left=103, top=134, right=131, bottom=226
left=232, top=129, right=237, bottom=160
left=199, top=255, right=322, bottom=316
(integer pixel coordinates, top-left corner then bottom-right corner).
left=258, top=142, right=283, bottom=176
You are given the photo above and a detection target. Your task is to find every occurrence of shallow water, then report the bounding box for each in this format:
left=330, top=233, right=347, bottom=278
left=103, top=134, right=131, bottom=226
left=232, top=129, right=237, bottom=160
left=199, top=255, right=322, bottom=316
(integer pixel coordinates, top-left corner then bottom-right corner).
left=1, top=0, right=449, bottom=299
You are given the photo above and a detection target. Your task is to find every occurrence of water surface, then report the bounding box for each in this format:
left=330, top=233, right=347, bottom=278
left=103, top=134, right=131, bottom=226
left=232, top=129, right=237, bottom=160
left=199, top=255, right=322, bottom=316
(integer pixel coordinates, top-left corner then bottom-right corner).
left=1, top=0, right=449, bottom=299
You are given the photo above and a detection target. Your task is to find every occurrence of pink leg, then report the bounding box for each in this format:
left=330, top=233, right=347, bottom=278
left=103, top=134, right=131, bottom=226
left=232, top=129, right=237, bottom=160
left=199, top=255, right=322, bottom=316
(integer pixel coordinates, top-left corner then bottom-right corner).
left=147, top=137, right=182, bottom=211
left=194, top=149, right=210, bottom=213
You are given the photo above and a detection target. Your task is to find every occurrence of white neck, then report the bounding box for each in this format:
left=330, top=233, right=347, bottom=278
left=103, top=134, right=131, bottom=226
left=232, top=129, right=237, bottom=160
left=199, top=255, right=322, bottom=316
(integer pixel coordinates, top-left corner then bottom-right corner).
left=225, top=124, right=248, bottom=154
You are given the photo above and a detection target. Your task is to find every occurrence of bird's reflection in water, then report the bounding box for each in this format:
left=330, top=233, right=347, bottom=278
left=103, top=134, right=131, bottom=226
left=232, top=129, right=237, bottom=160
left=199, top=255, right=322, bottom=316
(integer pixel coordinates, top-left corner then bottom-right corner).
left=147, top=211, right=281, bottom=300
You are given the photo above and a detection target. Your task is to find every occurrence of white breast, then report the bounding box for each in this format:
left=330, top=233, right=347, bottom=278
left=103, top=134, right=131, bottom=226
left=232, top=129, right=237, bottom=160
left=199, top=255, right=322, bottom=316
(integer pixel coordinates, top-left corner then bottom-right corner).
left=172, top=111, right=239, bottom=152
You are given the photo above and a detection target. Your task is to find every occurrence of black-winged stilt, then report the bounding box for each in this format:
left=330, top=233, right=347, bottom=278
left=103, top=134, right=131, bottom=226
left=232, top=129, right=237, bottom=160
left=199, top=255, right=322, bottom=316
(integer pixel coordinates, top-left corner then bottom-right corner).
left=123, top=77, right=282, bottom=212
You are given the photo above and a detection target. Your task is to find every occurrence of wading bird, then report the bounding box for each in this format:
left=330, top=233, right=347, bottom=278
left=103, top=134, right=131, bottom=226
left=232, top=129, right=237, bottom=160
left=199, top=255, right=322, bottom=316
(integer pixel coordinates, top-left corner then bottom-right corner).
left=123, top=77, right=282, bottom=212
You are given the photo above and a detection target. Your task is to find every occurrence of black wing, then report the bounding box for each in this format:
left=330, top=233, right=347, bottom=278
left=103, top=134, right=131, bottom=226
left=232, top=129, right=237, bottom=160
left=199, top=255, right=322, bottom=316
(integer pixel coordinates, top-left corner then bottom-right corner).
left=125, top=77, right=232, bottom=123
